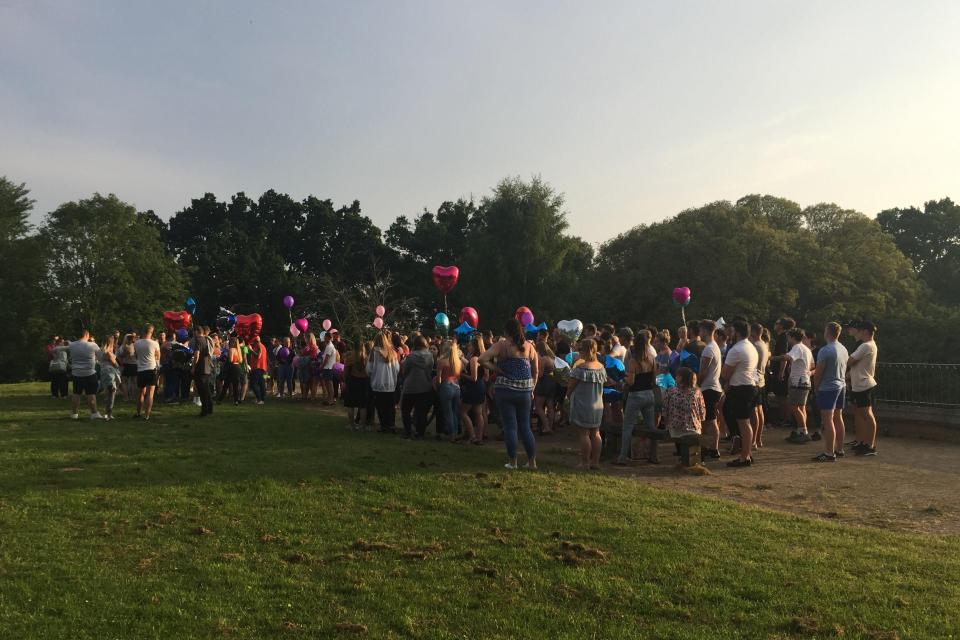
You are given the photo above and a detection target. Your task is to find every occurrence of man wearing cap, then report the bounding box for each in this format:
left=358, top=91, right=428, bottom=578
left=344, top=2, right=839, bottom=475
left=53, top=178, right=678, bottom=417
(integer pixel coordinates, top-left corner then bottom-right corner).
left=847, top=320, right=879, bottom=456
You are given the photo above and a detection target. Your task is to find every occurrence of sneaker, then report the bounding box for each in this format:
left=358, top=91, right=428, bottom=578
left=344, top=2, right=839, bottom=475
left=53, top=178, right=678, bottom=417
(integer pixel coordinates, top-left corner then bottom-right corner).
left=834, top=449, right=845, bottom=457
left=90, top=413, right=106, bottom=420
left=846, top=438, right=860, bottom=447
left=787, top=432, right=811, bottom=444
left=726, top=458, right=753, bottom=468
left=704, top=448, right=721, bottom=460
left=194, top=397, right=202, bottom=407
left=811, top=432, right=822, bottom=441
left=812, top=452, right=836, bottom=463
left=504, top=462, right=518, bottom=470
left=70, top=413, right=79, bottom=420
left=854, top=443, right=877, bottom=456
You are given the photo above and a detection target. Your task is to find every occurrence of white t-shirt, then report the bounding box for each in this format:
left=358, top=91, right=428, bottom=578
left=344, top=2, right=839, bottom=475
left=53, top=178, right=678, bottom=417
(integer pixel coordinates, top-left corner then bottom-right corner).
left=65, top=341, right=101, bottom=377
left=786, top=343, right=813, bottom=387
left=610, top=344, right=627, bottom=360
left=753, top=340, right=769, bottom=387
left=321, top=342, right=338, bottom=370
left=849, top=340, right=878, bottom=392
left=699, top=341, right=723, bottom=392
left=724, top=339, right=758, bottom=387
left=134, top=338, right=160, bottom=372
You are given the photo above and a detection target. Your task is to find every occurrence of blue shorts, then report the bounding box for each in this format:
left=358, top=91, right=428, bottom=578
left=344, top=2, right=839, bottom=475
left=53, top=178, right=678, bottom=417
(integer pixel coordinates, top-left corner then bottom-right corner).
left=816, top=387, right=845, bottom=411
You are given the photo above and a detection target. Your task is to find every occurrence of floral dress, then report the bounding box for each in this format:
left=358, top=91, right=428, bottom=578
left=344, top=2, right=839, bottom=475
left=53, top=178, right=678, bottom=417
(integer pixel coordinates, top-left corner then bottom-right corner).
left=661, top=386, right=706, bottom=437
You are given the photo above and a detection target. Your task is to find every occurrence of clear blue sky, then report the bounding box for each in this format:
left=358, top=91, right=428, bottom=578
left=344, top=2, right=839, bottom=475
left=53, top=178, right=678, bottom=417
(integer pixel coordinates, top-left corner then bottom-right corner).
left=2, top=1, right=959, bottom=244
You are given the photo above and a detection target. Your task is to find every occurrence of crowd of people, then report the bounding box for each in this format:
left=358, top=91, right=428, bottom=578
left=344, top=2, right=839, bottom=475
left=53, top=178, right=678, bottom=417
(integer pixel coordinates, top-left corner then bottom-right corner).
left=45, top=314, right=880, bottom=470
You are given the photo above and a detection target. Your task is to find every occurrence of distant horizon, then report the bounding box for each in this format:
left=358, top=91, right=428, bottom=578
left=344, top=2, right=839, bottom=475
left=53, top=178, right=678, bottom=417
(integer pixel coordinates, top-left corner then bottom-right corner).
left=4, top=1, right=959, bottom=244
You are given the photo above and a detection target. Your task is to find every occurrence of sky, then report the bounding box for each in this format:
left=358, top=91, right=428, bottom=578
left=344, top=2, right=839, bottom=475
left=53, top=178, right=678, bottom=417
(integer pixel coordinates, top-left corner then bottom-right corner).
left=2, top=1, right=959, bottom=245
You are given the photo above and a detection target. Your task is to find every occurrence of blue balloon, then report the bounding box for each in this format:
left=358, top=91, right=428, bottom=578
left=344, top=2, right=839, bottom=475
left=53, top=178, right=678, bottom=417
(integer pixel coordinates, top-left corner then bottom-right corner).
left=186, top=296, right=197, bottom=313
left=175, top=328, right=189, bottom=342
left=434, top=312, right=450, bottom=335
left=454, top=321, right=476, bottom=342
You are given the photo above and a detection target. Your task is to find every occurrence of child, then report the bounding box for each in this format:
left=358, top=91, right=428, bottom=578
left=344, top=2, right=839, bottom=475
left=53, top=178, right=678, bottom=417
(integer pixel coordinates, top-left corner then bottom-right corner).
left=661, top=367, right=706, bottom=438
left=567, top=338, right=607, bottom=470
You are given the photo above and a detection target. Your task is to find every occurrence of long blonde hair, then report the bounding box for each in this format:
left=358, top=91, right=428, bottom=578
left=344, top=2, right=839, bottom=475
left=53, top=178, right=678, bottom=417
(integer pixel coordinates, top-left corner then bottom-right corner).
left=374, top=331, right=398, bottom=363
left=440, top=340, right=462, bottom=377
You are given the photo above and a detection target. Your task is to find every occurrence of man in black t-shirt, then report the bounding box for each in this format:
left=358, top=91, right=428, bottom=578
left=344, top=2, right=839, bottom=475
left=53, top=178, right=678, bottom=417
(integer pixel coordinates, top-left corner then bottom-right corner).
left=769, top=316, right=795, bottom=427
left=191, top=325, right=215, bottom=417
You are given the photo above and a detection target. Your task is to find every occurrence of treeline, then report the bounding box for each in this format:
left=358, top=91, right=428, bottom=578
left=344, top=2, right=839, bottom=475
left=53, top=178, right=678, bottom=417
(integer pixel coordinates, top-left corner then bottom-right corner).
left=2, top=175, right=958, bottom=382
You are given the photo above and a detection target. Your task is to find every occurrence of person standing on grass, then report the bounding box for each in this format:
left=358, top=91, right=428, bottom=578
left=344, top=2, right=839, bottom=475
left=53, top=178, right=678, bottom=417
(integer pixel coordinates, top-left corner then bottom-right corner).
left=615, top=330, right=657, bottom=465
left=48, top=338, right=70, bottom=399
left=99, top=335, right=121, bottom=420
left=53, top=329, right=106, bottom=420
left=343, top=340, right=370, bottom=428
left=847, top=320, right=879, bottom=456
left=566, top=338, right=607, bottom=470
left=319, top=332, right=338, bottom=406
left=750, top=323, right=769, bottom=448
left=134, top=324, right=161, bottom=421
left=782, top=328, right=814, bottom=444
left=400, top=334, right=434, bottom=439
left=118, top=334, right=137, bottom=402
left=812, top=322, right=848, bottom=462
left=697, top=320, right=723, bottom=461
left=459, top=334, right=487, bottom=444
left=247, top=335, right=268, bottom=405
left=191, top=325, right=215, bottom=417
left=367, top=331, right=401, bottom=433
left=769, top=317, right=796, bottom=428
left=720, top=320, right=758, bottom=468
left=479, top=318, right=539, bottom=470
left=435, top=340, right=464, bottom=442
left=276, top=336, right=296, bottom=398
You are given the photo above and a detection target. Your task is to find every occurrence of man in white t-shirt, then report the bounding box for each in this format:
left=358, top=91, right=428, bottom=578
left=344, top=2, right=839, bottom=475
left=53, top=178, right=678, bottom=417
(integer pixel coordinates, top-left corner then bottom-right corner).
left=847, top=320, right=879, bottom=456
left=134, top=324, right=161, bottom=421
left=319, top=331, right=339, bottom=405
left=782, top=328, right=814, bottom=443
left=697, top=319, right=723, bottom=461
left=720, top=320, right=758, bottom=468
left=749, top=323, right=770, bottom=447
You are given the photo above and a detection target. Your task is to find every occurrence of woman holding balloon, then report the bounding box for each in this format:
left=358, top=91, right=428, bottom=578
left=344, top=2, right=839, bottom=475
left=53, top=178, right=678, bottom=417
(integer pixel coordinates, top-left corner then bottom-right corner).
left=479, top=318, right=539, bottom=470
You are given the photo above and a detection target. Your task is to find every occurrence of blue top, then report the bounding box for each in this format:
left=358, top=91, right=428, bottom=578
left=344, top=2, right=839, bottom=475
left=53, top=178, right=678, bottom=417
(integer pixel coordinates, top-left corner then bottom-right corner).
left=496, top=356, right=534, bottom=391
left=816, top=341, right=849, bottom=392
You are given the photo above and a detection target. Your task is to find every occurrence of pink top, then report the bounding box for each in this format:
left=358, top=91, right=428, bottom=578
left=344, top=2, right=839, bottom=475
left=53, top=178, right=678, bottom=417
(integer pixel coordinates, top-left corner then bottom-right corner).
left=661, top=386, right=706, bottom=437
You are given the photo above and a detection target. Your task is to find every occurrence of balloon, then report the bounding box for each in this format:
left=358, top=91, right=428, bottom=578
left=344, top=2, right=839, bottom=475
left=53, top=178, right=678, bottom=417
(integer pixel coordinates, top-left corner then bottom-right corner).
left=217, top=315, right=235, bottom=331
left=375, top=305, right=385, bottom=318
left=322, top=318, right=332, bottom=331
left=431, top=265, right=459, bottom=295
left=234, top=313, right=263, bottom=341
left=162, top=310, right=192, bottom=333
left=372, top=317, right=384, bottom=330
left=295, top=318, right=309, bottom=333
left=227, top=313, right=236, bottom=325
left=524, top=322, right=548, bottom=338
left=283, top=295, right=295, bottom=309
left=514, top=306, right=533, bottom=325
left=434, top=312, right=450, bottom=335
left=185, top=297, right=197, bottom=314
left=278, top=346, right=290, bottom=359
left=332, top=362, right=345, bottom=378
left=289, top=323, right=300, bottom=338
left=556, top=319, right=583, bottom=342
left=459, top=306, right=479, bottom=329
left=672, top=286, right=692, bottom=306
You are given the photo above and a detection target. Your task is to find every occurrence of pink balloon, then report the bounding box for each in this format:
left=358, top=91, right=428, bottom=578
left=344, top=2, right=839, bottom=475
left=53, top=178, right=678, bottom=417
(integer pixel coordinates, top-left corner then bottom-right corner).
left=295, top=318, right=309, bottom=333
left=322, top=318, right=332, bottom=331
left=372, top=317, right=384, bottom=329
left=375, top=305, right=385, bottom=317
left=519, top=311, right=534, bottom=326
left=672, top=286, right=692, bottom=306
left=289, top=323, right=300, bottom=338
left=459, top=306, right=479, bottom=329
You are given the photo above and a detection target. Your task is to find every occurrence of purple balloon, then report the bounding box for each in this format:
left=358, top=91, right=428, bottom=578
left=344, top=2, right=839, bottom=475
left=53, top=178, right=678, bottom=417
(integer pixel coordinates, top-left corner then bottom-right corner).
left=277, top=346, right=290, bottom=359
left=283, top=295, right=295, bottom=309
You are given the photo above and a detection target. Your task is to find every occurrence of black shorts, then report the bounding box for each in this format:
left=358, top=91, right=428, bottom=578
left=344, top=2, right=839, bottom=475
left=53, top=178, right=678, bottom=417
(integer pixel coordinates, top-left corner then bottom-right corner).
left=137, top=370, right=158, bottom=388
left=122, top=363, right=138, bottom=377
left=850, top=386, right=876, bottom=408
left=725, top=385, right=757, bottom=421
left=702, top=389, right=722, bottom=420
left=72, top=374, right=98, bottom=396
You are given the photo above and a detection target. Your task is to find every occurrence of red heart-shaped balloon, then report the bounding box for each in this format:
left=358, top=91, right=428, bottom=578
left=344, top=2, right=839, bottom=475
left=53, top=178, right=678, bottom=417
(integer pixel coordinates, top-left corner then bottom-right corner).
left=162, top=310, right=192, bottom=333
left=234, top=313, right=263, bottom=341
left=432, top=265, right=459, bottom=295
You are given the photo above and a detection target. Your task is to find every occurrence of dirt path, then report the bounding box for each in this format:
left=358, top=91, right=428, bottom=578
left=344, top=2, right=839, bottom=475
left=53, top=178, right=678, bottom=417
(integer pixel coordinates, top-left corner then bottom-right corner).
left=538, top=423, right=960, bottom=535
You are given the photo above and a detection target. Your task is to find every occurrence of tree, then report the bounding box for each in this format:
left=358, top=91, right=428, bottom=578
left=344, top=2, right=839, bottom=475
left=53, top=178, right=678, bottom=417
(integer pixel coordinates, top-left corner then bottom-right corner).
left=0, top=177, right=48, bottom=382
left=40, top=193, right=188, bottom=337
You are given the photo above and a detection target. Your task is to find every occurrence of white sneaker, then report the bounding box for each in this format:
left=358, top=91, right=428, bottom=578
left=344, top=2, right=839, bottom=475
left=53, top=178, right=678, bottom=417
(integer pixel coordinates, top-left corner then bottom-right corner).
left=194, top=397, right=202, bottom=406
left=90, top=413, right=107, bottom=420
left=70, top=413, right=79, bottom=420
left=504, top=462, right=518, bottom=470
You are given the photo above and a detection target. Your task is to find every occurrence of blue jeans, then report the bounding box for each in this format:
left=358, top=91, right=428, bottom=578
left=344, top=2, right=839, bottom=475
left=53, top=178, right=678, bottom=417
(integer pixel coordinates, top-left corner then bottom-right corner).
left=277, top=363, right=294, bottom=396
left=437, top=382, right=461, bottom=437
left=621, top=389, right=656, bottom=459
left=164, top=367, right=181, bottom=402
left=250, top=369, right=266, bottom=402
left=494, top=387, right=536, bottom=461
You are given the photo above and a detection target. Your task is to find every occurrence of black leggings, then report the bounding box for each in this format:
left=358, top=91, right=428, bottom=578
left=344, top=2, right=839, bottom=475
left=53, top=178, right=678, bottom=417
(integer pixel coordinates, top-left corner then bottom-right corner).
left=217, top=364, right=241, bottom=403
left=372, top=391, right=396, bottom=430
left=50, top=371, right=69, bottom=398
left=401, top=391, right=434, bottom=437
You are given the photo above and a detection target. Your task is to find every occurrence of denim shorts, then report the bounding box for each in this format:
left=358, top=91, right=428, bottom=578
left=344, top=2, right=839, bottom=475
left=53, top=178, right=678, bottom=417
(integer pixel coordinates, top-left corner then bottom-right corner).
left=816, top=387, right=845, bottom=411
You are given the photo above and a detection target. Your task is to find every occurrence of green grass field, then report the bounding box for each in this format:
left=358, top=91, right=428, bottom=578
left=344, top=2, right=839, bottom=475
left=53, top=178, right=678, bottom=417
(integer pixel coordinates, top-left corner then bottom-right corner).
left=0, top=382, right=957, bottom=639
